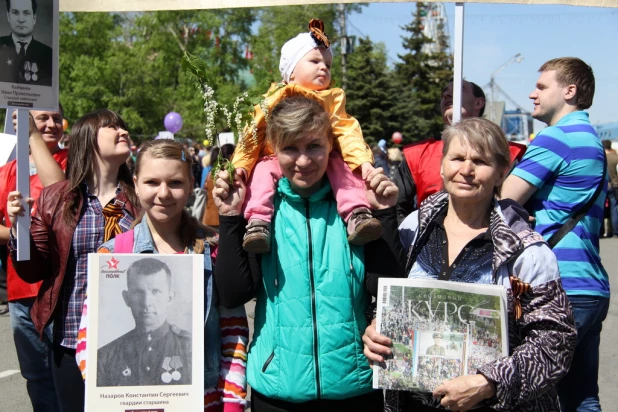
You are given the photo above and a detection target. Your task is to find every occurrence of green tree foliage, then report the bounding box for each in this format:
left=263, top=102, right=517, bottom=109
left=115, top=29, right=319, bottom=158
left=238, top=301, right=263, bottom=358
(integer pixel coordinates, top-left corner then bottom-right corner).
left=385, top=71, right=430, bottom=145
left=389, top=2, right=453, bottom=143
left=59, top=13, right=124, bottom=125
left=345, top=38, right=393, bottom=146
left=53, top=5, right=451, bottom=149
left=59, top=10, right=256, bottom=142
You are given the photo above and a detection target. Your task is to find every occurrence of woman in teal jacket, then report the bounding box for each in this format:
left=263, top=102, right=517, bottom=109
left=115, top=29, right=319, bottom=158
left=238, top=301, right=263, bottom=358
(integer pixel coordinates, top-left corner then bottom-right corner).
left=213, top=96, right=403, bottom=411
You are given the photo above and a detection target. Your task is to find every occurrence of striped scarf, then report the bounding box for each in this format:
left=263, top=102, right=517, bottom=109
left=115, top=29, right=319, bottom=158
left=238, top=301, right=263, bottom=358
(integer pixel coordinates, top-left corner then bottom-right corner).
left=102, top=202, right=124, bottom=242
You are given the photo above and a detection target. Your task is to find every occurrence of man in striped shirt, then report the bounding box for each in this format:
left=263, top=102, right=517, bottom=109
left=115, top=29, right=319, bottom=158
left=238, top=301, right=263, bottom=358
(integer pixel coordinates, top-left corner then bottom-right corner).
left=502, top=57, right=607, bottom=412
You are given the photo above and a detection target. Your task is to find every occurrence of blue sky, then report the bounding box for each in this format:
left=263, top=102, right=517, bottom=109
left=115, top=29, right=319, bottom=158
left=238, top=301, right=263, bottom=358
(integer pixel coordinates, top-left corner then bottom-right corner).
left=349, top=3, right=618, bottom=132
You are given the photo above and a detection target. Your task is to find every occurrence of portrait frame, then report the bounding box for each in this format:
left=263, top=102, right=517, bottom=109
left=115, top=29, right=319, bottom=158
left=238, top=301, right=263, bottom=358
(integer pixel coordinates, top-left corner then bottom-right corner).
left=0, top=0, right=59, bottom=110
left=85, top=253, right=204, bottom=411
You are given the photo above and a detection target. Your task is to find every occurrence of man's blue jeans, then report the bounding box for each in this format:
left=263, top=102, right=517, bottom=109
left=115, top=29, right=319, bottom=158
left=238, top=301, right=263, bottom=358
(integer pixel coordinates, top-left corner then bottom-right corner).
left=9, top=297, right=60, bottom=412
left=558, top=295, right=610, bottom=412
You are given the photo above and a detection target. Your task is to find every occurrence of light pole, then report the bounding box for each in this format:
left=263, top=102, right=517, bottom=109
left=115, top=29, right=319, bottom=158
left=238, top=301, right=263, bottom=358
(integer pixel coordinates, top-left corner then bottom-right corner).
left=338, top=3, right=347, bottom=89
left=488, top=53, right=525, bottom=123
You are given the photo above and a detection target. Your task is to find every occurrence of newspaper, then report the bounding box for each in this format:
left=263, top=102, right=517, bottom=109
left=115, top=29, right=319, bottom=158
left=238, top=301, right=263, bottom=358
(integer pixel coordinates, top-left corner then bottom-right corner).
left=374, top=278, right=508, bottom=392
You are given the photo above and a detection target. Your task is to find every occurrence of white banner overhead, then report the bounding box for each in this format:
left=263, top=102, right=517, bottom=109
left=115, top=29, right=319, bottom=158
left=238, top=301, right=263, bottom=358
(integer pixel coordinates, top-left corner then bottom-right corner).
left=59, top=0, right=618, bottom=12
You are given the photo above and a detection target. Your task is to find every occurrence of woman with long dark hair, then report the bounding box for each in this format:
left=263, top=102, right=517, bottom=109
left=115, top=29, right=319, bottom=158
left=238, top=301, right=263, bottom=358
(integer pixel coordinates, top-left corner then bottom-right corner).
left=6, top=109, right=139, bottom=412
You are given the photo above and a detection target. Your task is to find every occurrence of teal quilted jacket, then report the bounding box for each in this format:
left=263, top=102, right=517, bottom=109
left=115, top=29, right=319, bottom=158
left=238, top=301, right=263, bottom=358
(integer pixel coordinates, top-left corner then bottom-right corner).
left=247, top=178, right=373, bottom=401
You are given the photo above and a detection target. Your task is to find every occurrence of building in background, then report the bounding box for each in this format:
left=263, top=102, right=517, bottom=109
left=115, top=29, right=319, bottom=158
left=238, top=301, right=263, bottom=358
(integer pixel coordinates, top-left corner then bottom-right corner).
left=595, top=123, right=618, bottom=141
left=502, top=109, right=533, bottom=146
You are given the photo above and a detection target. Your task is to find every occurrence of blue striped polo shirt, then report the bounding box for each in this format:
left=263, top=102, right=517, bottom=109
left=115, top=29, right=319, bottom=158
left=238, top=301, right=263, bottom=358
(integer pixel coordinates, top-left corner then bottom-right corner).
left=511, top=111, right=609, bottom=298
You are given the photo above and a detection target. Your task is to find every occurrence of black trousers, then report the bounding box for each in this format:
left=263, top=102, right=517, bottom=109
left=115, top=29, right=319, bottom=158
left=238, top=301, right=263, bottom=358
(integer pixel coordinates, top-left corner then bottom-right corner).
left=51, top=344, right=85, bottom=412
left=251, top=389, right=384, bottom=412
left=385, top=390, right=497, bottom=411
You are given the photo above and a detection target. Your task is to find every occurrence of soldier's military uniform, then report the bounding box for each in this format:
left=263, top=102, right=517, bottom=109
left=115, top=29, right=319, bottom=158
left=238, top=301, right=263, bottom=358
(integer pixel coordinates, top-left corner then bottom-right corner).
left=97, top=321, right=192, bottom=387
left=0, top=35, right=53, bottom=86
left=425, top=344, right=446, bottom=356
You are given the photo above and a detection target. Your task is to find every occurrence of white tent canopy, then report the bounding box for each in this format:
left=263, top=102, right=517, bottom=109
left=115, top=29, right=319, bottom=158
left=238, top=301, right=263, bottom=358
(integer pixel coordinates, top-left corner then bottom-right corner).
left=60, top=0, right=618, bottom=12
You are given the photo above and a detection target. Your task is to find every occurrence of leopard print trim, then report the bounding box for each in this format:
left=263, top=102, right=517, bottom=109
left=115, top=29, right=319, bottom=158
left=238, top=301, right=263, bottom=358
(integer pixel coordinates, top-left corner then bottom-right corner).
left=478, top=279, right=575, bottom=411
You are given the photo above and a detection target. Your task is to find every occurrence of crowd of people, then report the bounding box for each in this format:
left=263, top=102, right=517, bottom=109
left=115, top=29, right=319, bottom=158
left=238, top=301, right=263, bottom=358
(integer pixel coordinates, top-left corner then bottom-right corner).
left=0, top=16, right=610, bottom=412
left=380, top=307, right=416, bottom=346
left=467, top=342, right=503, bottom=377
left=380, top=299, right=469, bottom=341
left=467, top=321, right=502, bottom=373
left=416, top=357, right=463, bottom=392
left=379, top=354, right=414, bottom=391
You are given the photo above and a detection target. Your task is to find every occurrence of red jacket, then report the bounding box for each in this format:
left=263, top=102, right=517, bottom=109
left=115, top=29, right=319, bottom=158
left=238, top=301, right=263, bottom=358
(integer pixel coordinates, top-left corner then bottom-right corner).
left=403, top=139, right=527, bottom=206
left=8, top=180, right=138, bottom=337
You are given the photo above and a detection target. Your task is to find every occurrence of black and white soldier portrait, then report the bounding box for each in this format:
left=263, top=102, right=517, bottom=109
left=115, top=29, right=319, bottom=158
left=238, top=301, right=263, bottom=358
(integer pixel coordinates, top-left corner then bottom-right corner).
left=0, top=0, right=53, bottom=86
left=425, top=332, right=446, bottom=356
left=96, top=257, right=193, bottom=387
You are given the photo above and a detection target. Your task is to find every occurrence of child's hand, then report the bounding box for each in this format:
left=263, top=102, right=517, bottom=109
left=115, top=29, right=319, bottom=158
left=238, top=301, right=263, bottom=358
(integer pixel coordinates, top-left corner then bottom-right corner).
left=213, top=169, right=246, bottom=216
left=360, top=162, right=376, bottom=182
left=237, top=168, right=248, bottom=183
left=365, top=168, right=398, bottom=210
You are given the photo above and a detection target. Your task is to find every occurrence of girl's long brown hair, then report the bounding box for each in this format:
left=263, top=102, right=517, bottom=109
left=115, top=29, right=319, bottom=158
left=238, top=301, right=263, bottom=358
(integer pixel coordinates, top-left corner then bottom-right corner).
left=62, top=109, right=137, bottom=225
left=132, top=139, right=217, bottom=253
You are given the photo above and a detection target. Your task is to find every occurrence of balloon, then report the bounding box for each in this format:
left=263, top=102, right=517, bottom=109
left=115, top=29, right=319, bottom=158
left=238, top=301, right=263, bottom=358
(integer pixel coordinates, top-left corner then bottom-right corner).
left=62, top=118, right=69, bottom=131
left=203, top=139, right=210, bottom=147
left=392, top=131, right=403, bottom=145
left=164, top=112, right=183, bottom=134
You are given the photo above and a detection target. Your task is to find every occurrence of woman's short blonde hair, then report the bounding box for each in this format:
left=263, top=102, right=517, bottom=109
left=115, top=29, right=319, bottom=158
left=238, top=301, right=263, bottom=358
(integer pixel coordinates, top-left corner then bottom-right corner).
left=266, top=96, right=333, bottom=151
left=442, top=118, right=511, bottom=192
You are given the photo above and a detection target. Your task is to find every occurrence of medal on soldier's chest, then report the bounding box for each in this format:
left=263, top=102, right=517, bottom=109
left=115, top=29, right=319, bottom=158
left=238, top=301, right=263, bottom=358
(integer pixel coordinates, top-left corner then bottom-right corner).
left=23, top=61, right=31, bottom=81
left=20, top=61, right=39, bottom=83
left=170, top=356, right=182, bottom=381
left=161, top=357, right=173, bottom=383
left=161, top=355, right=183, bottom=383
left=31, top=62, right=39, bottom=81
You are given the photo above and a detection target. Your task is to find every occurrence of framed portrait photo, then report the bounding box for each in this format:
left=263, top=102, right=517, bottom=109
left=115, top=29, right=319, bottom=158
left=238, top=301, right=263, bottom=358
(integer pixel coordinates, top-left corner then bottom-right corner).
left=0, top=0, right=59, bottom=110
left=85, top=253, right=204, bottom=411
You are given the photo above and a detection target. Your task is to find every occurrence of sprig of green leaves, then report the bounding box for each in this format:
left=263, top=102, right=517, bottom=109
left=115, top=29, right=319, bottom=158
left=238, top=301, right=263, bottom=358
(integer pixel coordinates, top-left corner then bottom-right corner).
left=182, top=51, right=239, bottom=183
left=182, top=51, right=208, bottom=84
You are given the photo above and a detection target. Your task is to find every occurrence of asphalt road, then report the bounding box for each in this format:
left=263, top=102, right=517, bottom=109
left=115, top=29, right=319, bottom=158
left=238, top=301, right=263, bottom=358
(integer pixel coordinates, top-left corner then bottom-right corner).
left=2, top=239, right=618, bottom=411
